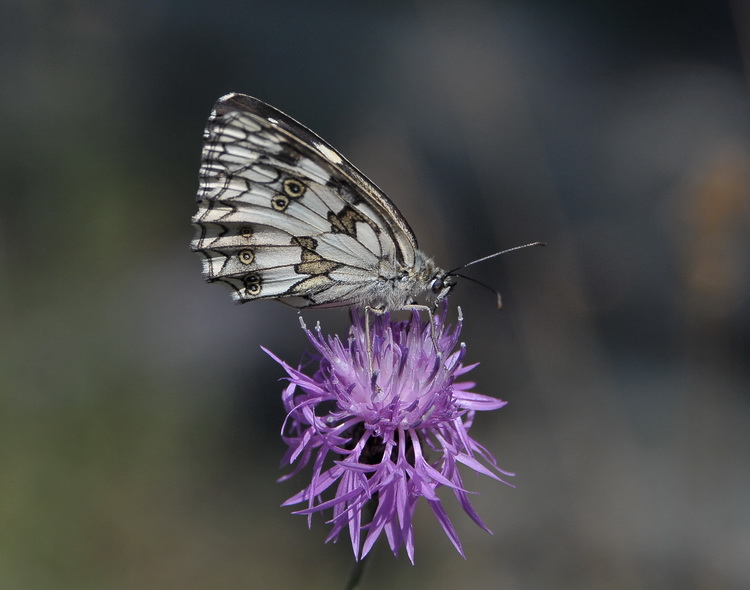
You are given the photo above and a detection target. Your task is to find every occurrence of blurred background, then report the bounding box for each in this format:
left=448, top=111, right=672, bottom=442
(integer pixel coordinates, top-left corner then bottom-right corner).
left=2, top=1, right=749, bottom=588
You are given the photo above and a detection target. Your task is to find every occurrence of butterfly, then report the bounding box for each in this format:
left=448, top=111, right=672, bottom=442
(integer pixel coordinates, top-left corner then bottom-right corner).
left=191, top=93, right=458, bottom=314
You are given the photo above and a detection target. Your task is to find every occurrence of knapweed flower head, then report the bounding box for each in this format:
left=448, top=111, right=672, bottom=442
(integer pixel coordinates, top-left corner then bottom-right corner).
left=263, top=303, right=512, bottom=563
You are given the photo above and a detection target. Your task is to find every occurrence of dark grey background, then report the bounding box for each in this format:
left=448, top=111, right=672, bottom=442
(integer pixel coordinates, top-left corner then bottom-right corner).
left=2, top=1, right=749, bottom=588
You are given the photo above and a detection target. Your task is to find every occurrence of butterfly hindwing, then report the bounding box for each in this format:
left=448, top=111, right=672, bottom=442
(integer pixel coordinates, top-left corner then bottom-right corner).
left=212, top=94, right=419, bottom=258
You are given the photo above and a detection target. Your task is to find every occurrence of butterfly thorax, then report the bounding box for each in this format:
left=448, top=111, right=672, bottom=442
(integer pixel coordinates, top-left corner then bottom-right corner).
left=355, top=249, right=447, bottom=312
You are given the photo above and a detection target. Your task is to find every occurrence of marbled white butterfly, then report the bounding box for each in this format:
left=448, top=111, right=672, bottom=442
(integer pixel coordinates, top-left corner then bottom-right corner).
left=191, top=93, right=457, bottom=313
left=192, top=94, right=543, bottom=315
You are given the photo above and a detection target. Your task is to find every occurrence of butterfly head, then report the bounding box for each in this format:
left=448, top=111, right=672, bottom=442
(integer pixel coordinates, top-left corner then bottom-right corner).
left=430, top=272, right=458, bottom=301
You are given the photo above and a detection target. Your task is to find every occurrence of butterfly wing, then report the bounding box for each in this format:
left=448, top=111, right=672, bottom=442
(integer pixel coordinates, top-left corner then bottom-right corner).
left=192, top=93, right=420, bottom=307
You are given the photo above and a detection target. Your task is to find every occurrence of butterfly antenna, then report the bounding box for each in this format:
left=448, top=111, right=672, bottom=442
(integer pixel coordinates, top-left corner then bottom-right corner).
left=446, top=241, right=547, bottom=276
left=452, top=273, right=504, bottom=310
left=446, top=241, right=546, bottom=310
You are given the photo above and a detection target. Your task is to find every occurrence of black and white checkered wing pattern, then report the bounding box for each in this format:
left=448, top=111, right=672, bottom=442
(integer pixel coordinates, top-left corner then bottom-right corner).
left=191, top=93, right=422, bottom=308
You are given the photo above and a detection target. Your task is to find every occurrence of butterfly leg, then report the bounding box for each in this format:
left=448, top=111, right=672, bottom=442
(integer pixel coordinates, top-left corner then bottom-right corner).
left=364, top=305, right=386, bottom=376
left=402, top=303, right=440, bottom=353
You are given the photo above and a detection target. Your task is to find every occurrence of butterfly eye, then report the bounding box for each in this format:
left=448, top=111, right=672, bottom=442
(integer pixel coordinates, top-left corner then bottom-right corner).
left=283, top=178, right=306, bottom=198
left=272, top=194, right=290, bottom=211
left=238, top=249, right=255, bottom=265
left=431, top=274, right=456, bottom=296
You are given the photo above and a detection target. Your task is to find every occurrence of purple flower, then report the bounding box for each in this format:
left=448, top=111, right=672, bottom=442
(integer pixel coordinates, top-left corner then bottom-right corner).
left=263, top=303, right=512, bottom=563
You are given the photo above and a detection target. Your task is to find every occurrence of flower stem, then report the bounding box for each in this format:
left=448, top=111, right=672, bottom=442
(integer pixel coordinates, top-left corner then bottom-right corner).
left=343, top=552, right=370, bottom=590
left=343, top=494, right=377, bottom=590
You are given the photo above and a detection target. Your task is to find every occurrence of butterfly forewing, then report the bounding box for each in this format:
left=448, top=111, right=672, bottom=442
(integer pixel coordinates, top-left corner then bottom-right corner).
left=192, top=93, right=444, bottom=311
